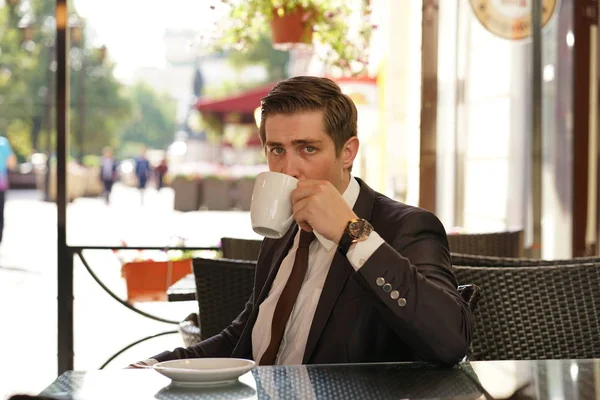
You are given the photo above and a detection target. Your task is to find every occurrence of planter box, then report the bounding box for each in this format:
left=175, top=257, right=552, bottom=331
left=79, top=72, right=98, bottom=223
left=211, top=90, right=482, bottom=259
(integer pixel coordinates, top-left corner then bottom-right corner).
left=84, top=167, right=103, bottom=197
left=121, top=259, right=192, bottom=302
left=172, top=176, right=202, bottom=212
left=201, top=178, right=231, bottom=211
left=233, top=177, right=255, bottom=211
left=43, top=164, right=87, bottom=202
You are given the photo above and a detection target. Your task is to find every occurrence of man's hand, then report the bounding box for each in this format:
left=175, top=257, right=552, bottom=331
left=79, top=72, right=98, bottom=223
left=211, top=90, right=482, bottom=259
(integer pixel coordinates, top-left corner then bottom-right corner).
left=291, top=180, right=356, bottom=244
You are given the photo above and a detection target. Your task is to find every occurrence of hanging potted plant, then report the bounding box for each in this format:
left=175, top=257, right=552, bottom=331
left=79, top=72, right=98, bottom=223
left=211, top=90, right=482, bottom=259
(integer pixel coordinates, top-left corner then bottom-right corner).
left=209, top=0, right=375, bottom=76
left=269, top=5, right=313, bottom=48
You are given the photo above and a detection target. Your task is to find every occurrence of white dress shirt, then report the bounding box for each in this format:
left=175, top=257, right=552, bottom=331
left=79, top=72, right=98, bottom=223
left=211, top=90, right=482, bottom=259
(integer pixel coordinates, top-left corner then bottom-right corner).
left=252, top=177, right=385, bottom=365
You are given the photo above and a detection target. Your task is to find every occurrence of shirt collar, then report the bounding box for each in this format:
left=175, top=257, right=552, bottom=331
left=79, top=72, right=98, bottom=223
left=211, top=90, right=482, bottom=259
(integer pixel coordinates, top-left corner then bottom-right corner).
left=313, top=177, right=360, bottom=251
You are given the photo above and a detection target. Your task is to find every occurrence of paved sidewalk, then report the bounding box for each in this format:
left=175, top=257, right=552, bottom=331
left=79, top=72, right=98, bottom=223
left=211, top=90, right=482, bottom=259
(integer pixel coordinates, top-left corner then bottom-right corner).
left=0, top=184, right=260, bottom=398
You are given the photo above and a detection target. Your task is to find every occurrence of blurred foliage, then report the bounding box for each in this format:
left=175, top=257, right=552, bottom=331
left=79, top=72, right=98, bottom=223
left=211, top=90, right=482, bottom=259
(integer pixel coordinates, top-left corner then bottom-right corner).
left=118, top=82, right=177, bottom=151
left=212, top=0, right=373, bottom=76
left=82, top=154, right=100, bottom=167
left=227, top=34, right=289, bottom=82
left=117, top=141, right=147, bottom=160
left=6, top=119, right=32, bottom=162
left=0, top=0, right=176, bottom=162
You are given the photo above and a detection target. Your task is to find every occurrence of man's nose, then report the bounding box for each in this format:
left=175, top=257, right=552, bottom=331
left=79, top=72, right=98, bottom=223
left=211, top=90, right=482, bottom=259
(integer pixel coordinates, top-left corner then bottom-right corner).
left=281, top=156, right=301, bottom=179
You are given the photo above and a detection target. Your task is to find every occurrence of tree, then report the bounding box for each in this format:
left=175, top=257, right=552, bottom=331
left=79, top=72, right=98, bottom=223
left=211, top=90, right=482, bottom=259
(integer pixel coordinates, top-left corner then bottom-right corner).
left=0, top=0, right=132, bottom=161
left=227, top=34, right=290, bottom=82
left=70, top=52, right=131, bottom=159
left=0, top=3, right=40, bottom=159
left=118, top=82, right=177, bottom=153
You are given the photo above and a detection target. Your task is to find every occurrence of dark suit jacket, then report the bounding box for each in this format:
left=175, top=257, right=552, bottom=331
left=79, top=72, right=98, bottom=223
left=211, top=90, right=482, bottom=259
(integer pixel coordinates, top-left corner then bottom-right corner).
left=153, top=178, right=473, bottom=365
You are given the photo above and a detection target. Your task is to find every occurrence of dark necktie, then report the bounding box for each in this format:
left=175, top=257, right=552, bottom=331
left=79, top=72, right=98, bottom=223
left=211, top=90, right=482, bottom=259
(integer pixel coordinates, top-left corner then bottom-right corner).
left=259, top=229, right=315, bottom=365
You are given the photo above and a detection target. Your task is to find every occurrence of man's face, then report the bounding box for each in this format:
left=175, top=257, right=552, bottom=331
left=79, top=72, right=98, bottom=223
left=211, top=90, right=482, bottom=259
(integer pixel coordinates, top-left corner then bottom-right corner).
left=264, top=111, right=355, bottom=193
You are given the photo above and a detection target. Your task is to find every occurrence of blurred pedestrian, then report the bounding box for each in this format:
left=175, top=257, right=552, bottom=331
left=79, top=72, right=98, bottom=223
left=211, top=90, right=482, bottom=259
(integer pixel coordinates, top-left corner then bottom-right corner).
left=0, top=135, right=16, bottom=244
left=100, top=146, right=118, bottom=204
left=155, top=157, right=168, bottom=190
left=134, top=146, right=151, bottom=204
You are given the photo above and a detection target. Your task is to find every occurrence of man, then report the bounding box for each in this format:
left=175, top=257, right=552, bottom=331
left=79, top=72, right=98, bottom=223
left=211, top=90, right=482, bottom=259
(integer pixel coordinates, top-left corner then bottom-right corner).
left=134, top=146, right=150, bottom=204
left=0, top=136, right=16, bottom=245
left=130, top=76, right=472, bottom=367
left=99, top=146, right=118, bottom=204
left=155, top=157, right=168, bottom=191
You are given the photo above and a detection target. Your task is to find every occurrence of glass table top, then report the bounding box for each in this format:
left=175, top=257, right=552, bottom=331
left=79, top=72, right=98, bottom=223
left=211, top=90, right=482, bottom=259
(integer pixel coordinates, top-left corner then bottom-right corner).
left=38, top=358, right=600, bottom=399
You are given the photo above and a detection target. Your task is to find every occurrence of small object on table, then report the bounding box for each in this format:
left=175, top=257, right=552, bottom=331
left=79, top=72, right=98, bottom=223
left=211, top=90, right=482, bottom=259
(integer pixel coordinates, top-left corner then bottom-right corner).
left=153, top=358, right=256, bottom=387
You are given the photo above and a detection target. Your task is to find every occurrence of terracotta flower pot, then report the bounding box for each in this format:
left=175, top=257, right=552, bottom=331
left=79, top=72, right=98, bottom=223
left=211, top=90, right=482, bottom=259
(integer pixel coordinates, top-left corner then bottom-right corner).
left=121, top=259, right=192, bottom=302
left=270, top=7, right=313, bottom=50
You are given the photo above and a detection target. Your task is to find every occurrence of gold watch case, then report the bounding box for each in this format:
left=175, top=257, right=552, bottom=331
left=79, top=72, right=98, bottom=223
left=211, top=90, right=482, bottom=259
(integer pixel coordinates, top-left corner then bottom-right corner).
left=346, top=218, right=373, bottom=243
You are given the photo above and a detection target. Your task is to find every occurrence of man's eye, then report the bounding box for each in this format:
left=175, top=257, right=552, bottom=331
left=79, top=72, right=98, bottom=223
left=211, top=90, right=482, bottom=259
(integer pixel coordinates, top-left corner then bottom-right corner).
left=304, top=146, right=316, bottom=153
left=270, top=147, right=284, bottom=155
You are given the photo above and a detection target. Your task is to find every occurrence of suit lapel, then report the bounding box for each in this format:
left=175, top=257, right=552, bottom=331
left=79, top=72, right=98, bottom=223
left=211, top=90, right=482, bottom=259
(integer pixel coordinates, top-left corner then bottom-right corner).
left=303, top=178, right=376, bottom=363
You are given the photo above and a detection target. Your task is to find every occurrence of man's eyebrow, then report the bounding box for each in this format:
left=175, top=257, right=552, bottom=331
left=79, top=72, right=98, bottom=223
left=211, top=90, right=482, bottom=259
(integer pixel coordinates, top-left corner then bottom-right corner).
left=265, top=141, right=283, bottom=147
left=291, top=139, right=323, bottom=146
left=264, top=139, right=323, bottom=147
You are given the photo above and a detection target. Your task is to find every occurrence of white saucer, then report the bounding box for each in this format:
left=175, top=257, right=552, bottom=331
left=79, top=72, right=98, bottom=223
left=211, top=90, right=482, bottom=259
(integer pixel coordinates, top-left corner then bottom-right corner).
left=153, top=358, right=255, bottom=387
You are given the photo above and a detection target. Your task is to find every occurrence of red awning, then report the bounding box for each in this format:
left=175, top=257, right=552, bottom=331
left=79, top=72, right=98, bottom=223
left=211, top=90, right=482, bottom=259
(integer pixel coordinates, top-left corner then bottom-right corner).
left=196, top=83, right=276, bottom=114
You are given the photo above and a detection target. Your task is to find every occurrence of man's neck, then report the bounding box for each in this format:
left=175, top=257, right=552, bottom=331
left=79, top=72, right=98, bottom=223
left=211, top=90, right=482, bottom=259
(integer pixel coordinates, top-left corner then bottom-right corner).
left=338, top=173, right=352, bottom=194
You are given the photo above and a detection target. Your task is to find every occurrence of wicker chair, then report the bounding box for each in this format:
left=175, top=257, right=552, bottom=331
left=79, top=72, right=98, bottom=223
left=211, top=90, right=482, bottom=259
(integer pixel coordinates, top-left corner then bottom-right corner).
left=179, top=258, right=256, bottom=346
left=452, top=253, right=600, bottom=267
left=457, top=284, right=482, bottom=312
left=454, top=263, right=600, bottom=360
left=447, top=230, right=524, bottom=257
left=221, top=237, right=263, bottom=261
left=179, top=238, right=261, bottom=345
left=178, top=312, right=202, bottom=347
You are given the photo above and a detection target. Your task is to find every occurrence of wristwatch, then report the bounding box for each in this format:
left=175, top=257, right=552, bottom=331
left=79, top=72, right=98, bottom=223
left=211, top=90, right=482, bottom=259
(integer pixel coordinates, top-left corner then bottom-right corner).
left=337, top=218, right=374, bottom=256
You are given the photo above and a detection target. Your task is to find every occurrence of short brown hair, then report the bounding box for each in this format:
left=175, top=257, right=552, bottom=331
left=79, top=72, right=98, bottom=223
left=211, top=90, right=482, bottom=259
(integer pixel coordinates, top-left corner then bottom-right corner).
left=259, top=76, right=358, bottom=156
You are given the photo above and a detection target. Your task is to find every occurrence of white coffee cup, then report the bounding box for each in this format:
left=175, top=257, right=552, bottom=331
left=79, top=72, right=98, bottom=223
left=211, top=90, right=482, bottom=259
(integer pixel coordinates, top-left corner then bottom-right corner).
left=250, top=171, right=298, bottom=239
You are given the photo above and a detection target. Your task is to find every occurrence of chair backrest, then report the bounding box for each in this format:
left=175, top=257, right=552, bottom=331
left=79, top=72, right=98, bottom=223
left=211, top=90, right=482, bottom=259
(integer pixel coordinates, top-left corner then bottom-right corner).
left=193, top=258, right=256, bottom=339
left=457, top=284, right=482, bottom=312
left=447, top=230, right=524, bottom=257
left=452, top=253, right=600, bottom=267
left=221, top=237, right=263, bottom=261
left=454, top=263, right=600, bottom=360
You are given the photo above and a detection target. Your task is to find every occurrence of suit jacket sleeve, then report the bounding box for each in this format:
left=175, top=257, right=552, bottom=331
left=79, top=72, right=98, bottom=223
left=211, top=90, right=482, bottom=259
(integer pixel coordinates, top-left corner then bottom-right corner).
left=151, top=290, right=255, bottom=362
left=355, top=209, right=472, bottom=365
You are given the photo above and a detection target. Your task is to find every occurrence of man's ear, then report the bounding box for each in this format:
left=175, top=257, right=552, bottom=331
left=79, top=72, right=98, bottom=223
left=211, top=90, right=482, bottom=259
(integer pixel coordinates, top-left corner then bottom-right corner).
left=341, top=136, right=359, bottom=169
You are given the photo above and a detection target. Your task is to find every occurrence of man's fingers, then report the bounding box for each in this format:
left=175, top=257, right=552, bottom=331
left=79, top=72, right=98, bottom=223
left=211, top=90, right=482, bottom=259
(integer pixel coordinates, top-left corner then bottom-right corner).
left=296, top=179, right=326, bottom=187
left=293, top=198, right=311, bottom=230
left=291, top=185, right=321, bottom=203
left=292, top=197, right=309, bottom=215
left=298, top=223, right=313, bottom=232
